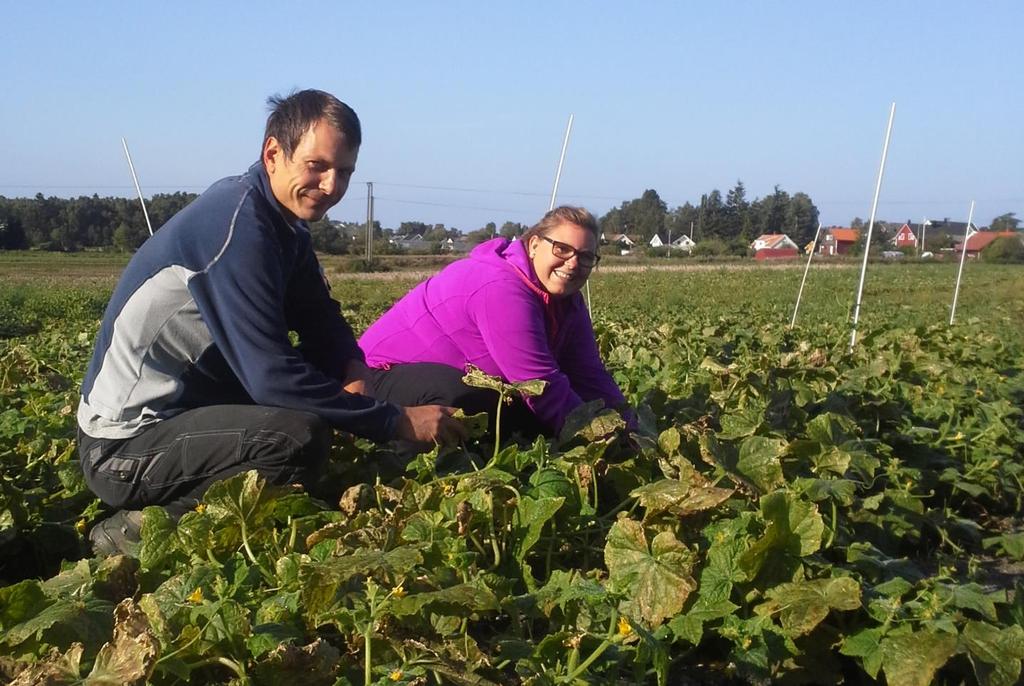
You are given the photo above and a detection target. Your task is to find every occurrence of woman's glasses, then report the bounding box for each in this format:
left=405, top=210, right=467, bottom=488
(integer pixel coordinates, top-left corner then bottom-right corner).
left=539, top=236, right=601, bottom=268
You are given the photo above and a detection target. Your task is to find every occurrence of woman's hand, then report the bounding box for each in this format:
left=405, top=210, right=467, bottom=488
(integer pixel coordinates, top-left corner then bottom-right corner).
left=396, top=405, right=468, bottom=446
left=341, top=359, right=373, bottom=397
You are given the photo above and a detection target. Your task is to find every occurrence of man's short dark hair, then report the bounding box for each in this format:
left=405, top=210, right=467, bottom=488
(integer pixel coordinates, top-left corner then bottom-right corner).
left=264, top=89, right=362, bottom=159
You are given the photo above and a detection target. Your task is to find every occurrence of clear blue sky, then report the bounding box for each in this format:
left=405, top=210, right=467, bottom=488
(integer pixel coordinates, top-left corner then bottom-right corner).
left=2, top=2, right=1021, bottom=231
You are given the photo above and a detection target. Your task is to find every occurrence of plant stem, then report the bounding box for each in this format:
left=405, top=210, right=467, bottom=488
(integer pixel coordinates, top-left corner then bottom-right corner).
left=564, top=638, right=613, bottom=682
left=493, top=390, right=505, bottom=462
left=287, top=517, right=298, bottom=553
left=562, top=611, right=619, bottom=682
left=488, top=512, right=502, bottom=569
left=364, top=628, right=372, bottom=686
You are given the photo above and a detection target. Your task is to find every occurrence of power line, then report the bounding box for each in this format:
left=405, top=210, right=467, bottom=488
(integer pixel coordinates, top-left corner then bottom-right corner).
left=371, top=195, right=534, bottom=216
left=373, top=181, right=625, bottom=202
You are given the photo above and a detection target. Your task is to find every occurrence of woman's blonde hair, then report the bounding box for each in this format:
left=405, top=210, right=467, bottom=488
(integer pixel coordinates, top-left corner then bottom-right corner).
left=520, top=206, right=600, bottom=244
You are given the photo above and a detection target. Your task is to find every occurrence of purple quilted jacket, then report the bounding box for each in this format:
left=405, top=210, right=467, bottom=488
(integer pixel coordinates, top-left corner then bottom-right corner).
left=358, top=237, right=627, bottom=431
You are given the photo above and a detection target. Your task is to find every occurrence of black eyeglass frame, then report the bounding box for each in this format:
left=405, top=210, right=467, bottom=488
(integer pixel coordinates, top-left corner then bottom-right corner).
left=538, top=235, right=601, bottom=268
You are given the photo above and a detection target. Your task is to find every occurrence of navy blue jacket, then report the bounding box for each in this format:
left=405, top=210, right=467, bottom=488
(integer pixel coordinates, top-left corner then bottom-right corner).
left=78, top=162, right=400, bottom=443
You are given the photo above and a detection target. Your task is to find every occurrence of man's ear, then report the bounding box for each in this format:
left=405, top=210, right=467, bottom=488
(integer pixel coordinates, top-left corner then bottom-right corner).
left=262, top=136, right=282, bottom=172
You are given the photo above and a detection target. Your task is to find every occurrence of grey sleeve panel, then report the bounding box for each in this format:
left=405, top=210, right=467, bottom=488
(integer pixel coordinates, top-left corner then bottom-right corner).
left=77, top=264, right=210, bottom=439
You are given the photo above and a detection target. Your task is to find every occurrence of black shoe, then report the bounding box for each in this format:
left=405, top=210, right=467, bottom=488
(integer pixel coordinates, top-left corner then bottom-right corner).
left=89, top=510, right=144, bottom=557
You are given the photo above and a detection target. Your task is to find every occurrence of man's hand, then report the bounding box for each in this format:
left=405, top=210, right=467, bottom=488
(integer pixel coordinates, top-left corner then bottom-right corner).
left=395, top=405, right=468, bottom=446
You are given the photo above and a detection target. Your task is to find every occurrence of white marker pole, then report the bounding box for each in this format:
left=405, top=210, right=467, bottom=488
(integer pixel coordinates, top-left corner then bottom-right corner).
left=949, top=200, right=976, bottom=325
left=121, top=137, right=154, bottom=236
left=549, top=114, right=574, bottom=212
left=548, top=114, right=591, bottom=309
left=849, top=102, right=896, bottom=352
left=791, top=221, right=823, bottom=327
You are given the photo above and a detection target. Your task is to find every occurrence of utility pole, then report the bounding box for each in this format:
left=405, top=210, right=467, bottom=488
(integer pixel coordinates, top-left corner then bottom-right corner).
left=365, top=182, right=374, bottom=262
left=698, top=195, right=705, bottom=236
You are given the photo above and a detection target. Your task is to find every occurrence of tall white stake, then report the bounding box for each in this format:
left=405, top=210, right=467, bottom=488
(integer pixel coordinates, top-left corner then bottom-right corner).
left=121, top=137, right=154, bottom=236
left=949, top=200, right=976, bottom=325
left=549, top=114, right=574, bottom=212
left=547, top=114, right=591, bottom=309
left=849, top=102, right=896, bottom=352
left=791, top=222, right=823, bottom=327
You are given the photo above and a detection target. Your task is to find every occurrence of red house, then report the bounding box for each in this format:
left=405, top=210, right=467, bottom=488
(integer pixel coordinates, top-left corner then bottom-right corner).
left=955, top=231, right=1021, bottom=258
left=751, top=234, right=799, bottom=260
left=890, top=223, right=917, bottom=249
left=818, top=228, right=859, bottom=256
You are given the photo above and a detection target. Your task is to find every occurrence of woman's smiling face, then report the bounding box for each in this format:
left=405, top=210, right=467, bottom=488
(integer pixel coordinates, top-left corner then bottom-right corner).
left=527, top=222, right=598, bottom=298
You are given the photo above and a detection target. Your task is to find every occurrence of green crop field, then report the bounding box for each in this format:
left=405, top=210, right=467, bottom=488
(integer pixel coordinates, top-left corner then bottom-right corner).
left=1, top=254, right=1022, bottom=685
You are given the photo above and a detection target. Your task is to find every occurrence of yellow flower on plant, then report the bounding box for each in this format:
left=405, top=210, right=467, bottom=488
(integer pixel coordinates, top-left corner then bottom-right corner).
left=187, top=587, right=204, bottom=604
left=389, top=670, right=403, bottom=681
left=954, top=432, right=964, bottom=441
left=617, top=616, right=633, bottom=636
left=974, top=389, right=983, bottom=397
left=391, top=584, right=406, bottom=599
left=443, top=482, right=456, bottom=497
left=195, top=503, right=207, bottom=514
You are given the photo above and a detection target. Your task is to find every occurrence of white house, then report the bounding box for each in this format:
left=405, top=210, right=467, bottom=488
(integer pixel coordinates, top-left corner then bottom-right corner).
left=671, top=235, right=696, bottom=252
left=601, top=233, right=636, bottom=248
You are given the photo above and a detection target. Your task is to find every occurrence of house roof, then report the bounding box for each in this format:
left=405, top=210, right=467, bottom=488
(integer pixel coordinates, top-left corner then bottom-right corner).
left=925, top=220, right=972, bottom=236
left=752, top=234, right=797, bottom=250
left=830, top=229, right=859, bottom=242
left=959, top=231, right=1020, bottom=252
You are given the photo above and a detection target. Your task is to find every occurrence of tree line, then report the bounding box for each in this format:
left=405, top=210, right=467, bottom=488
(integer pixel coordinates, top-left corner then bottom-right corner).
left=3, top=187, right=1017, bottom=257
left=0, top=193, right=197, bottom=251
left=598, top=182, right=820, bottom=252
left=0, top=181, right=819, bottom=254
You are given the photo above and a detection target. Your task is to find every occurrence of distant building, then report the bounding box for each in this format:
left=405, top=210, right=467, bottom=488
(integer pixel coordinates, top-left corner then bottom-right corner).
left=955, top=231, right=1022, bottom=258
left=671, top=234, right=696, bottom=252
left=601, top=233, right=636, bottom=254
left=647, top=233, right=696, bottom=253
left=818, top=228, right=859, bottom=256
left=601, top=233, right=636, bottom=247
left=889, top=223, right=918, bottom=249
left=751, top=234, right=799, bottom=260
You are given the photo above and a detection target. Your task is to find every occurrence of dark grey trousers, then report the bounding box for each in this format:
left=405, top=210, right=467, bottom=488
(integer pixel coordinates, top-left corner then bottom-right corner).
left=367, top=362, right=548, bottom=438
left=78, top=405, right=331, bottom=517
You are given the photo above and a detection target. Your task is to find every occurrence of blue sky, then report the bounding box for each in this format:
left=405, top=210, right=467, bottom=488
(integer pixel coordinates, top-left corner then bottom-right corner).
left=2, top=2, right=1021, bottom=231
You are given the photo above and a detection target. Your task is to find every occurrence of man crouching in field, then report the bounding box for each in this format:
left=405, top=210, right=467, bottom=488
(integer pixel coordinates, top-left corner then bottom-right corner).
left=76, top=89, right=465, bottom=556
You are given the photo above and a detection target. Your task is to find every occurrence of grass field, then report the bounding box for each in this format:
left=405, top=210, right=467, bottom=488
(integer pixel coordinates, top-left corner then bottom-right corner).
left=1, top=252, right=1022, bottom=685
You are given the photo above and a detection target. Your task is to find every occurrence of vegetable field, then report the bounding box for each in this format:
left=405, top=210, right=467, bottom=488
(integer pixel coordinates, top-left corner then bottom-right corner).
left=1, top=257, right=1023, bottom=685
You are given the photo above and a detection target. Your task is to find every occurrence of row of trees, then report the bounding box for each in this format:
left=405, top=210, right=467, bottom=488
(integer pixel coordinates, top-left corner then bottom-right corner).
left=0, top=193, right=196, bottom=251
left=598, top=182, right=820, bottom=249
left=2, top=190, right=1015, bottom=257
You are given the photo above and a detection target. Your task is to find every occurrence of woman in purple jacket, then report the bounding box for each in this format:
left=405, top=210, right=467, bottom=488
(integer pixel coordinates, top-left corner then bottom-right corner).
left=358, top=206, right=630, bottom=437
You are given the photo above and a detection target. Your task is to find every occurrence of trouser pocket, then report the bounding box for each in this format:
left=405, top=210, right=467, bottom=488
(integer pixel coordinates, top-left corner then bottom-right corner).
left=79, top=432, right=147, bottom=509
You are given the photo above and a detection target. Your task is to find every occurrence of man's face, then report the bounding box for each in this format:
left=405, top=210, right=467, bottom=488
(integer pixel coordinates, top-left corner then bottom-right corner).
left=263, top=118, right=358, bottom=222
